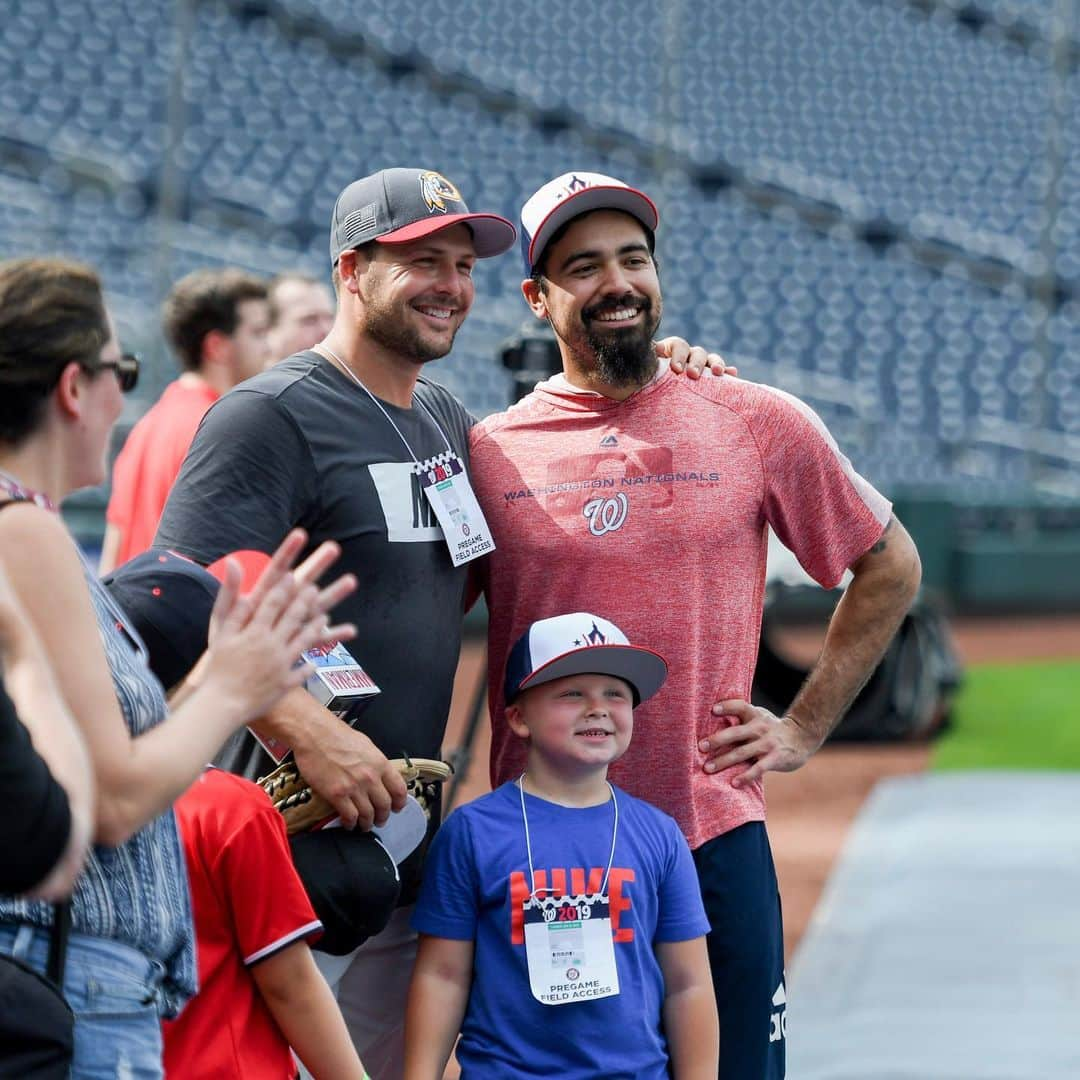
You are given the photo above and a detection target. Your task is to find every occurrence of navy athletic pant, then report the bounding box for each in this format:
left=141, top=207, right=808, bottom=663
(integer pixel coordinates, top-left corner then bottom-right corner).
left=692, top=821, right=786, bottom=1079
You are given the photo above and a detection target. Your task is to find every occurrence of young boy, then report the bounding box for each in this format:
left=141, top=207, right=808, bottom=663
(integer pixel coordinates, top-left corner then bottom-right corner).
left=102, top=550, right=368, bottom=1080
left=404, top=613, right=719, bottom=1079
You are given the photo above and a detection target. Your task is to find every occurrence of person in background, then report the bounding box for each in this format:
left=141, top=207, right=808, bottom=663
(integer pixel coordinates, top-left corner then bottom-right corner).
left=0, top=255, right=355, bottom=1078
left=266, top=272, right=336, bottom=365
left=99, top=268, right=271, bottom=573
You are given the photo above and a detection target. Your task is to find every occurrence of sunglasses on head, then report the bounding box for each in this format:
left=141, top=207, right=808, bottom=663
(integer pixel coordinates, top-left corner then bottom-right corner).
left=92, top=353, right=140, bottom=393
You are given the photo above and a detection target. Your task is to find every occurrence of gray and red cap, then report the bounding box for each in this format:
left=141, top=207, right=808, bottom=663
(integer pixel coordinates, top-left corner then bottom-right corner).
left=329, top=168, right=516, bottom=264
left=519, top=171, right=660, bottom=276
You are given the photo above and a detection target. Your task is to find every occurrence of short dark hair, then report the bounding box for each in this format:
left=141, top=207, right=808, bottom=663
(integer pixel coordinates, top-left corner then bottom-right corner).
left=0, top=257, right=109, bottom=445
left=162, top=268, right=268, bottom=372
left=529, top=210, right=656, bottom=289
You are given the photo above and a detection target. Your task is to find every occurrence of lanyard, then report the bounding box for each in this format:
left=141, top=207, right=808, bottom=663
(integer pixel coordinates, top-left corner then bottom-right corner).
left=0, top=468, right=57, bottom=512
left=518, top=775, right=620, bottom=900
left=317, top=345, right=452, bottom=462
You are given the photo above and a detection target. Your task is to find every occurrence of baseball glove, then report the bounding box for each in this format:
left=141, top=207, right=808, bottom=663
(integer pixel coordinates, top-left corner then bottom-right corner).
left=258, top=754, right=453, bottom=835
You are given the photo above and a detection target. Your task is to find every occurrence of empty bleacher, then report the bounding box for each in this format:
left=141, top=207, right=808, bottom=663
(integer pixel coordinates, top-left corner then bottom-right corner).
left=0, top=0, right=1076, bottom=496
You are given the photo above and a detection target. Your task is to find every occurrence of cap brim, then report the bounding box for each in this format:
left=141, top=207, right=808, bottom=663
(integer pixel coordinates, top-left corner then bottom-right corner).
left=518, top=643, right=668, bottom=705
left=205, top=549, right=272, bottom=595
left=526, top=185, right=659, bottom=273
left=378, top=212, right=517, bottom=258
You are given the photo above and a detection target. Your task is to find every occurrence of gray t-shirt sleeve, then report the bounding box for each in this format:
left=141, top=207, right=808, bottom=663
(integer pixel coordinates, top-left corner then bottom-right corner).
left=155, top=389, right=318, bottom=564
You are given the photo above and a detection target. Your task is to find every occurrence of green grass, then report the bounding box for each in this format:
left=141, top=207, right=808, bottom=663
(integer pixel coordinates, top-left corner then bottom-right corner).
left=931, top=660, right=1080, bottom=771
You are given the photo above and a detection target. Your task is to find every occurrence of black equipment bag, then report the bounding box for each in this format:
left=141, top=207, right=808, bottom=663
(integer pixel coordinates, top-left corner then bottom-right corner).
left=752, top=596, right=963, bottom=743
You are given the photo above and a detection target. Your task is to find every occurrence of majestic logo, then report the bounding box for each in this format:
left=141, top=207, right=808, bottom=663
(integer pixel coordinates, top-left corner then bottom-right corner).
left=599, top=434, right=618, bottom=447
left=556, top=174, right=589, bottom=201
left=770, top=980, right=787, bottom=1043
left=573, top=621, right=607, bottom=647
left=419, top=171, right=463, bottom=214
left=583, top=493, right=628, bottom=537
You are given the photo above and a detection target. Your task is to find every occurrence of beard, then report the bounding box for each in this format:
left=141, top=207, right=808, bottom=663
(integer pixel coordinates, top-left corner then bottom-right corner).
left=576, top=292, right=662, bottom=387
left=362, top=294, right=460, bottom=365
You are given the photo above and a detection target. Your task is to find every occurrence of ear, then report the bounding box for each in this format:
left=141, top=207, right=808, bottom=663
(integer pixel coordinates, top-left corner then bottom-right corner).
left=200, top=328, right=233, bottom=368
left=520, top=277, right=549, bottom=320
left=337, top=249, right=367, bottom=298
left=54, top=362, right=86, bottom=420
left=505, top=702, right=531, bottom=741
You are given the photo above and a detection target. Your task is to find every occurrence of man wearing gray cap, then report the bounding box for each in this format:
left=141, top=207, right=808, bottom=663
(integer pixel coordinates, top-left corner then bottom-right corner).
left=156, top=167, right=518, bottom=1075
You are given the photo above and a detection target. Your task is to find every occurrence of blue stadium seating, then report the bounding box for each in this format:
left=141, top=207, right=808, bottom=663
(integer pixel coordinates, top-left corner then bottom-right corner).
left=0, top=0, right=1076, bottom=495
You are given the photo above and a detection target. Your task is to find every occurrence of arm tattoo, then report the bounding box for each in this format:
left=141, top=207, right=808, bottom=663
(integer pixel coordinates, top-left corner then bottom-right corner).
left=867, top=515, right=896, bottom=555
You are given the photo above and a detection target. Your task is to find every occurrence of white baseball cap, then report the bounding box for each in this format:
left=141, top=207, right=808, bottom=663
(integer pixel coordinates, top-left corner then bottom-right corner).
left=519, top=171, right=659, bottom=275
left=504, top=612, right=668, bottom=706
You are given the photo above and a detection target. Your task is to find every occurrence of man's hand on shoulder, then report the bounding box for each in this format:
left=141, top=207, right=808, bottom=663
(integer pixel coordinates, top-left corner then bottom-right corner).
left=698, top=699, right=820, bottom=787
left=655, top=337, right=737, bottom=380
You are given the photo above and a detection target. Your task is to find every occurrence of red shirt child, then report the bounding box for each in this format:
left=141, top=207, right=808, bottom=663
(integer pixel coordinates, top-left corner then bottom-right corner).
left=163, top=769, right=364, bottom=1079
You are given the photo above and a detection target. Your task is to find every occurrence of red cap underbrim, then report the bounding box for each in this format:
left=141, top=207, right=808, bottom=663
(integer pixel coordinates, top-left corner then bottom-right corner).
left=377, top=212, right=517, bottom=258
left=205, top=549, right=272, bottom=595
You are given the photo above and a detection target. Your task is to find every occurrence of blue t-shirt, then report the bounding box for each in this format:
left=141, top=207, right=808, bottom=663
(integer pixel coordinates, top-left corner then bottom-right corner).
left=413, top=781, right=709, bottom=1079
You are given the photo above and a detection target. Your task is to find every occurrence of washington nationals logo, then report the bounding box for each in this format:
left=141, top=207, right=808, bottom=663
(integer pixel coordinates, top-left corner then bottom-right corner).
left=419, top=171, right=463, bottom=214
left=583, top=493, right=628, bottom=536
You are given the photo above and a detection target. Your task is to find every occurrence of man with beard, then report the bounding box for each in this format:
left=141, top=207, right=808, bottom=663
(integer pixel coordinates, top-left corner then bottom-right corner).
left=468, top=172, right=922, bottom=1079
left=155, top=168, right=519, bottom=1077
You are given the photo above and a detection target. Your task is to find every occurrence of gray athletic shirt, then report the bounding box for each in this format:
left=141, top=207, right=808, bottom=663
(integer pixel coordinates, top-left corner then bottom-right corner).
left=155, top=351, right=476, bottom=778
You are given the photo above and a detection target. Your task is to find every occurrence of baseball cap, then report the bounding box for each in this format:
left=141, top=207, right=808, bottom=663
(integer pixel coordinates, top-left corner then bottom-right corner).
left=101, top=549, right=222, bottom=690
left=329, top=168, right=516, bottom=264
left=504, top=612, right=668, bottom=706
left=519, top=171, right=659, bottom=275
left=288, top=829, right=401, bottom=956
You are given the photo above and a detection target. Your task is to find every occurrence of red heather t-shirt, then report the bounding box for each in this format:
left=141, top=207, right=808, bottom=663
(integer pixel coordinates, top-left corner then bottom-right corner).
left=470, top=369, right=891, bottom=849
left=107, top=380, right=219, bottom=566
left=162, top=770, right=321, bottom=1079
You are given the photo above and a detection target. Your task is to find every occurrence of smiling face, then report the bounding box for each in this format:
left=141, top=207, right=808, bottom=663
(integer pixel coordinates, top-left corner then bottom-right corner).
left=355, top=224, right=477, bottom=365
left=507, top=672, right=635, bottom=779
left=523, top=209, right=662, bottom=389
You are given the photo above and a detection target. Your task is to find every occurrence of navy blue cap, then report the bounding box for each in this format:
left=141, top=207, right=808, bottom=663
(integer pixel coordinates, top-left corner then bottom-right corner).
left=101, top=549, right=220, bottom=691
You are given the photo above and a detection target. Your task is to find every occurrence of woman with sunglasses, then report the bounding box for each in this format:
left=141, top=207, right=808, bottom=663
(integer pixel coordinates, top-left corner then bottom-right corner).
left=0, top=257, right=358, bottom=1078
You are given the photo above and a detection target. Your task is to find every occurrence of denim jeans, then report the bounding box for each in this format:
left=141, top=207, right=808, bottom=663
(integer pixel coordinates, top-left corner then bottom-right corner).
left=0, top=922, right=168, bottom=1079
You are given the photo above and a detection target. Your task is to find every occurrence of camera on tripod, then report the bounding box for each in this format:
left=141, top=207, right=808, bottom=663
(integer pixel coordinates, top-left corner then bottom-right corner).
left=498, top=319, right=562, bottom=404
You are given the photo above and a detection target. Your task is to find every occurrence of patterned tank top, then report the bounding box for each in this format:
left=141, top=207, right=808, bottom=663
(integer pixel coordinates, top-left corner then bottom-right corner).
left=0, top=559, right=196, bottom=1015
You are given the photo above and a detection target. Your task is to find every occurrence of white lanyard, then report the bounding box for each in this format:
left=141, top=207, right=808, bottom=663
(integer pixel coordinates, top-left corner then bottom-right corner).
left=518, top=775, right=620, bottom=900
left=318, top=345, right=452, bottom=462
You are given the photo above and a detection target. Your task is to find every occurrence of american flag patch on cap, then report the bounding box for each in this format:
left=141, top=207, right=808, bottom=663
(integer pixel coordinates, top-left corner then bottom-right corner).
left=340, top=202, right=378, bottom=244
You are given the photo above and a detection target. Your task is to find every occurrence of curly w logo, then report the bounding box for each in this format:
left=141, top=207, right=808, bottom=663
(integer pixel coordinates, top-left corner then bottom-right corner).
left=583, top=493, right=628, bottom=536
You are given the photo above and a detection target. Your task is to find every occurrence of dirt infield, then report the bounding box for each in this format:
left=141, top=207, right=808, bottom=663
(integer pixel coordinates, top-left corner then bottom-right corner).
left=441, top=615, right=1080, bottom=968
